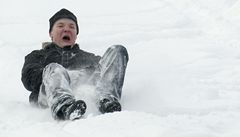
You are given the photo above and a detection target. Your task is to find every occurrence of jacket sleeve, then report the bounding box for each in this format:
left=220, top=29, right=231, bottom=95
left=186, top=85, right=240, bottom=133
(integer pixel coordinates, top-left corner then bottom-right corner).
left=21, top=50, right=45, bottom=93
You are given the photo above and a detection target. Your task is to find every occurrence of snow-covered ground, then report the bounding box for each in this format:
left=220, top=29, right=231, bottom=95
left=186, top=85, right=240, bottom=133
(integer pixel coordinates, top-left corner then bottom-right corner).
left=1, top=0, right=240, bottom=136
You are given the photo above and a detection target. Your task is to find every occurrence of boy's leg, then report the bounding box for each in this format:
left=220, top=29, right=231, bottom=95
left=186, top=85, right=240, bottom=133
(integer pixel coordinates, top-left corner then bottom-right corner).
left=96, top=45, right=129, bottom=113
left=38, top=63, right=86, bottom=120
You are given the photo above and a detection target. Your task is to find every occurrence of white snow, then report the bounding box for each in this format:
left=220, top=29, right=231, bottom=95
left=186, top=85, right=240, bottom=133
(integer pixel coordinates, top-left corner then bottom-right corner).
left=1, top=0, right=240, bottom=136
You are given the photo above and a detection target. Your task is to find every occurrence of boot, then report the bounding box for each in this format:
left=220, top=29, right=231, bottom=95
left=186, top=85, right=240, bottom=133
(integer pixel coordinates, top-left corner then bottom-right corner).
left=56, top=99, right=87, bottom=120
left=99, top=95, right=121, bottom=113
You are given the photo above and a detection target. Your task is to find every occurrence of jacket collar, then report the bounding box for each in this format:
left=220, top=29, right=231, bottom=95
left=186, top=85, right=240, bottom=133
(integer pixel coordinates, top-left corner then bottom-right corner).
left=42, top=42, right=80, bottom=50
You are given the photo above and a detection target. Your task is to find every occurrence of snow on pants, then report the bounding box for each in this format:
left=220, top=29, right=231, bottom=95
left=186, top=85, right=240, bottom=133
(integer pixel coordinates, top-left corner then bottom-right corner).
left=38, top=45, right=128, bottom=117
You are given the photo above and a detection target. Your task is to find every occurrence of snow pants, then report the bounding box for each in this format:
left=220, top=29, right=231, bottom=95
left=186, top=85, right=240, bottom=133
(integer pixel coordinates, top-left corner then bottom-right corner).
left=37, top=45, right=128, bottom=118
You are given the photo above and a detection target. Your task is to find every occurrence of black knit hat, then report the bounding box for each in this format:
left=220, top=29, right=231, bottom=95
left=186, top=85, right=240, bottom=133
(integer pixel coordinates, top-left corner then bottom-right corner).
left=49, top=8, right=79, bottom=34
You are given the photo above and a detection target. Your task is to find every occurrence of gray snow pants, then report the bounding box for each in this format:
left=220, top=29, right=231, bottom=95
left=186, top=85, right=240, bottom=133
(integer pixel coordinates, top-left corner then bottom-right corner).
left=37, top=45, right=128, bottom=118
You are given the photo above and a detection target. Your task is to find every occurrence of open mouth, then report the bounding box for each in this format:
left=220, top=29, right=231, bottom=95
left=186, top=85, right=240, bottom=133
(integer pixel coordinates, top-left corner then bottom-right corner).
left=62, top=35, right=71, bottom=41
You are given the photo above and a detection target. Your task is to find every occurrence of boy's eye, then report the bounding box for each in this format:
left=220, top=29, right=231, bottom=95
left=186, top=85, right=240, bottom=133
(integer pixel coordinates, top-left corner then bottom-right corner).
left=69, top=24, right=75, bottom=29
left=58, top=25, right=64, bottom=28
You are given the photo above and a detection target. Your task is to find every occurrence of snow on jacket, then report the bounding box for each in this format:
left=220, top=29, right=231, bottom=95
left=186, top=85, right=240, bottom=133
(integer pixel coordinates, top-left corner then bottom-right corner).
left=21, top=42, right=101, bottom=103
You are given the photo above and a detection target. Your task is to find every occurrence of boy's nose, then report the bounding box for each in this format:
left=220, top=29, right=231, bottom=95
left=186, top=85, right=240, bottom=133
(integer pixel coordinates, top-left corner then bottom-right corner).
left=63, top=26, right=70, bottom=32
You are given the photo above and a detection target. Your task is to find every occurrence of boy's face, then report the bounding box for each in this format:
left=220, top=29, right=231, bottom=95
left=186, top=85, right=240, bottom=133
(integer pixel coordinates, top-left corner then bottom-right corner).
left=49, top=18, right=78, bottom=48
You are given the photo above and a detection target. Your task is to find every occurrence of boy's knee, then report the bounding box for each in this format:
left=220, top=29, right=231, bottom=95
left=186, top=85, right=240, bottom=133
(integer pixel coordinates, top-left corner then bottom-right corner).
left=111, top=45, right=129, bottom=61
left=45, top=63, right=63, bottom=70
left=43, top=63, right=67, bottom=78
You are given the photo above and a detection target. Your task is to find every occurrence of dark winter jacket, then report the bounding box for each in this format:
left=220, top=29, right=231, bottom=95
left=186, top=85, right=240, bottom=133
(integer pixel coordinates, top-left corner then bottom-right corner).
left=21, top=42, right=101, bottom=103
